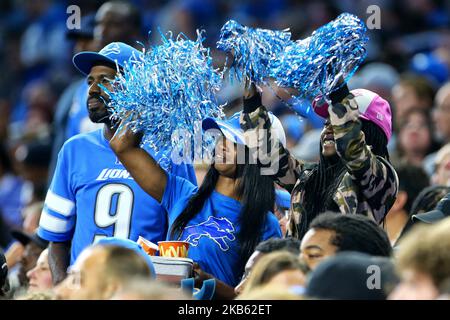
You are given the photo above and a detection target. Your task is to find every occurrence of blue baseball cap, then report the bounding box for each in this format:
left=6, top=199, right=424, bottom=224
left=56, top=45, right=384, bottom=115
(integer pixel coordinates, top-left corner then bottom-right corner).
left=73, top=42, right=143, bottom=76
left=95, top=237, right=156, bottom=279
left=202, top=112, right=287, bottom=147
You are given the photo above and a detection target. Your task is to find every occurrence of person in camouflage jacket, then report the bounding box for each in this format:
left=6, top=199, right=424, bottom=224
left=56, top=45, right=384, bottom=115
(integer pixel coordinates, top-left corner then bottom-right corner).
left=240, top=84, right=399, bottom=239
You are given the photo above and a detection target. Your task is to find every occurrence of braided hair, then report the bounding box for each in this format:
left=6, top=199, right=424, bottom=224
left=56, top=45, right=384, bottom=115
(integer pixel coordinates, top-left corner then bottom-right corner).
left=300, top=119, right=391, bottom=239
left=309, top=212, right=392, bottom=257
left=301, top=153, right=346, bottom=238
left=361, top=119, right=390, bottom=161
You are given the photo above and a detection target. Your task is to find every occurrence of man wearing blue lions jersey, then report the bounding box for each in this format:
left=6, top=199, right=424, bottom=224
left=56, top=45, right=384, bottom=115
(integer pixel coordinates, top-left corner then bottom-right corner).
left=38, top=42, right=197, bottom=284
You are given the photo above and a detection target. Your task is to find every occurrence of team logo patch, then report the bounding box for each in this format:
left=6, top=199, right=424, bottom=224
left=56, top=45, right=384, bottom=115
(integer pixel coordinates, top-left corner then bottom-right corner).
left=100, top=43, right=121, bottom=56
left=182, top=216, right=235, bottom=251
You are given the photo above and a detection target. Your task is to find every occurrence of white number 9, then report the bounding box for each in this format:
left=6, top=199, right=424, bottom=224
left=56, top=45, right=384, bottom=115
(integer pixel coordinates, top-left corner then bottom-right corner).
left=94, top=183, right=134, bottom=242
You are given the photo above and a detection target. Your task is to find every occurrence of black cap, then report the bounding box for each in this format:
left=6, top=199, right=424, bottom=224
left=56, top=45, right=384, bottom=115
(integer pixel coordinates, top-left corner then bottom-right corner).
left=305, top=252, right=394, bottom=300
left=412, top=193, right=450, bottom=224
left=15, top=140, right=52, bottom=167
left=1, top=251, right=9, bottom=295
left=11, top=230, right=48, bottom=250
left=66, top=13, right=95, bottom=40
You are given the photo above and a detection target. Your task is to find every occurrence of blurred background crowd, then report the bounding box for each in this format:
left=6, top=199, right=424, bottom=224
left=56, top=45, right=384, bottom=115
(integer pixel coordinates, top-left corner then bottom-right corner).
left=0, top=0, right=450, bottom=300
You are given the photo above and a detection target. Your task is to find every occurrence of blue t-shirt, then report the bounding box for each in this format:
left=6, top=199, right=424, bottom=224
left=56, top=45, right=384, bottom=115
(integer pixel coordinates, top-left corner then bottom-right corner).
left=38, top=128, right=197, bottom=264
left=162, top=173, right=281, bottom=287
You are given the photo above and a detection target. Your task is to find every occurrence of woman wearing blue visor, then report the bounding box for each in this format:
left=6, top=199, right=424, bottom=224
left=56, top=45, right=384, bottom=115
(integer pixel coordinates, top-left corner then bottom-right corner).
left=109, top=112, right=285, bottom=293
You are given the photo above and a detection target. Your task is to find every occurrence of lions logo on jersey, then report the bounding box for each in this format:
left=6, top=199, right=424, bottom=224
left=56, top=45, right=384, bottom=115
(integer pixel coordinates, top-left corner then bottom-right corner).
left=182, top=216, right=235, bottom=251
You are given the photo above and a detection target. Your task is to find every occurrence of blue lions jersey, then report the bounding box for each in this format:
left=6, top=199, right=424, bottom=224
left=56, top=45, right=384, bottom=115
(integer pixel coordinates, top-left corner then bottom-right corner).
left=38, top=128, right=197, bottom=264
left=162, top=173, right=281, bottom=287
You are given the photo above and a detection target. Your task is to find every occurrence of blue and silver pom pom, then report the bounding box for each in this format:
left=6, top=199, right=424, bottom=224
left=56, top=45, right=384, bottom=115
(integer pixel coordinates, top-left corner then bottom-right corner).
left=272, top=13, right=368, bottom=99
left=217, top=13, right=368, bottom=115
left=105, top=30, right=224, bottom=169
left=217, top=19, right=292, bottom=85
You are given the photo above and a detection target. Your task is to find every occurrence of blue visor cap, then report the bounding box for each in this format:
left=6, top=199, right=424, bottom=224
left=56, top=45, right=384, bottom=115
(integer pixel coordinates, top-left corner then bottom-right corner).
left=202, top=112, right=287, bottom=147
left=202, top=114, right=245, bottom=145
left=73, top=42, right=143, bottom=76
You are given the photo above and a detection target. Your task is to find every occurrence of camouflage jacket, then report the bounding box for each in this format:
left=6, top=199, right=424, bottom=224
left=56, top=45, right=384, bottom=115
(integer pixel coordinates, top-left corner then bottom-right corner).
left=240, top=93, right=399, bottom=239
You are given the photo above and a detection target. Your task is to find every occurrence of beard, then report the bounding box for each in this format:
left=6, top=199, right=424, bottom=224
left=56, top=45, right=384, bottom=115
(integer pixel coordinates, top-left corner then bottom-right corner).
left=88, top=107, right=110, bottom=124
left=87, top=95, right=112, bottom=126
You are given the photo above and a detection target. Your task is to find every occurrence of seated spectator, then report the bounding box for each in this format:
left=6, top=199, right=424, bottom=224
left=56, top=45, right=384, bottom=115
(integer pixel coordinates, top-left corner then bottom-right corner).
left=401, top=185, right=450, bottom=236
left=389, top=218, right=450, bottom=300
left=385, top=163, right=429, bottom=246
left=94, top=237, right=156, bottom=277
left=394, top=108, right=439, bottom=167
left=412, top=192, right=450, bottom=224
left=394, top=185, right=450, bottom=248
left=392, top=74, right=435, bottom=128
left=5, top=140, right=51, bottom=269
left=54, top=242, right=153, bottom=300
left=305, top=251, right=398, bottom=300
left=9, top=80, right=56, bottom=142
left=238, top=251, right=309, bottom=298
left=234, top=237, right=301, bottom=295
left=410, top=185, right=450, bottom=216
left=431, top=143, right=450, bottom=186
left=423, top=83, right=450, bottom=174
left=94, top=1, right=143, bottom=48
left=300, top=213, right=392, bottom=270
left=6, top=230, right=47, bottom=294
left=432, top=82, right=450, bottom=144
left=26, top=249, right=52, bottom=293
left=4, top=205, right=45, bottom=271
left=14, top=139, right=52, bottom=206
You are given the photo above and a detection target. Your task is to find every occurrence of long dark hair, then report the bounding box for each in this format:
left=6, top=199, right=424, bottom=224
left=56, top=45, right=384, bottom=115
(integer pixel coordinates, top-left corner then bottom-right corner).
left=169, top=149, right=275, bottom=267
left=300, top=119, right=391, bottom=239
